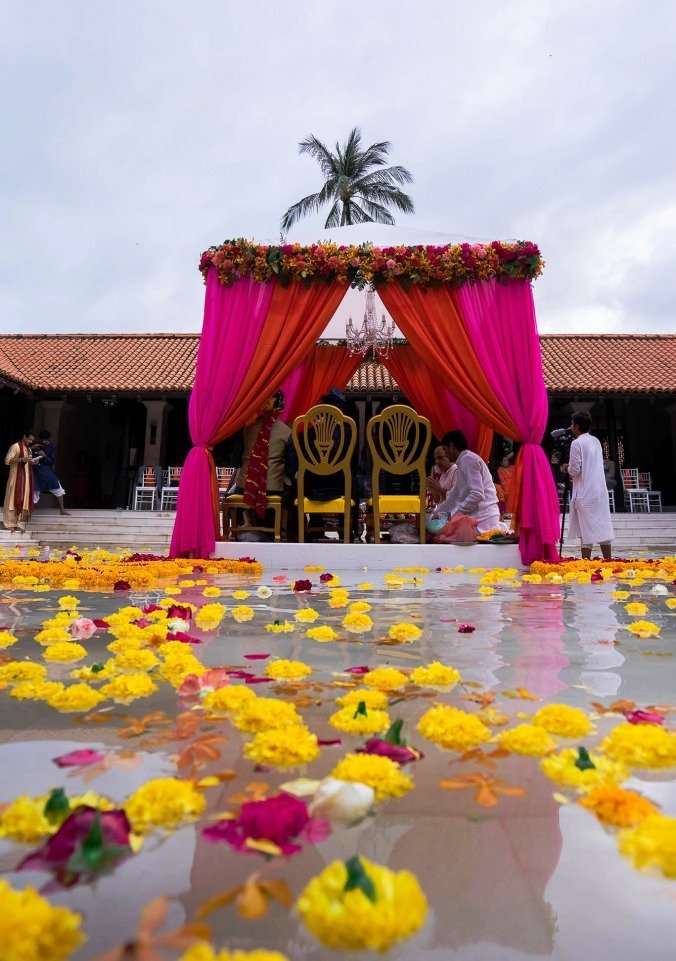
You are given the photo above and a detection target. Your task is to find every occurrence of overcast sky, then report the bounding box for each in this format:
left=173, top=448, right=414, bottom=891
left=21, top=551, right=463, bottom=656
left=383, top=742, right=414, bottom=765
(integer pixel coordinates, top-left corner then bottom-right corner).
left=1, top=0, right=675, bottom=337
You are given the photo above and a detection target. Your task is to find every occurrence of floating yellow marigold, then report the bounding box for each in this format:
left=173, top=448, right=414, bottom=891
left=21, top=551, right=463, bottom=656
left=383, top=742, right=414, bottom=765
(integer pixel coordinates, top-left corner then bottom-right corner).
left=497, top=723, right=557, bottom=757
left=417, top=705, right=492, bottom=752
left=179, top=946, right=290, bottom=961
left=611, top=590, right=631, bottom=600
left=203, top=685, right=256, bottom=714
left=296, top=856, right=427, bottom=952
left=45, top=683, right=105, bottom=713
left=233, top=697, right=302, bottom=733
left=626, top=619, right=660, bottom=638
left=294, top=607, right=319, bottom=623
left=331, top=753, right=413, bottom=801
left=99, top=673, right=158, bottom=704
left=264, top=659, right=312, bottom=680
left=158, top=655, right=205, bottom=688
left=0, top=879, right=84, bottom=961
left=540, top=748, right=627, bottom=793
left=243, top=725, right=320, bottom=767
left=0, top=661, right=47, bottom=682
left=618, top=814, right=676, bottom=879
left=231, top=590, right=250, bottom=600
left=329, top=704, right=391, bottom=736
left=195, top=603, right=227, bottom=630
left=0, top=795, right=52, bottom=843
left=600, top=723, right=676, bottom=768
left=0, top=630, right=18, bottom=649
left=357, top=582, right=373, bottom=590
left=531, top=704, right=593, bottom=739
left=306, top=625, right=339, bottom=642
left=232, top=605, right=255, bottom=623
left=112, top=649, right=160, bottom=672
left=409, top=662, right=461, bottom=689
left=202, top=587, right=222, bottom=597
left=665, top=597, right=676, bottom=610
left=362, top=667, right=408, bottom=691
left=625, top=601, right=649, bottom=616
left=34, top=627, right=72, bottom=646
left=349, top=601, right=371, bottom=613
left=478, top=586, right=495, bottom=595
left=10, top=680, right=64, bottom=701
left=57, top=595, right=80, bottom=609
left=42, top=641, right=87, bottom=663
left=341, top=612, right=374, bottom=634
left=328, top=591, right=350, bottom=609
left=579, top=785, right=658, bottom=827
left=336, top=688, right=389, bottom=710
left=264, top=620, right=295, bottom=633
left=387, top=622, right=422, bottom=643
left=124, top=777, right=206, bottom=834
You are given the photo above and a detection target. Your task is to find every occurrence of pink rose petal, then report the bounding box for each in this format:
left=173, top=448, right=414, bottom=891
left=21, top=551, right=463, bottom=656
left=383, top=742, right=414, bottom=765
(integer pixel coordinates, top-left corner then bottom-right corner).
left=303, top=818, right=332, bottom=843
left=53, top=749, right=106, bottom=768
left=318, top=738, right=342, bottom=747
left=625, top=709, right=664, bottom=726
left=458, top=624, right=476, bottom=633
left=244, top=653, right=270, bottom=660
left=245, top=676, right=275, bottom=684
left=346, top=665, right=370, bottom=674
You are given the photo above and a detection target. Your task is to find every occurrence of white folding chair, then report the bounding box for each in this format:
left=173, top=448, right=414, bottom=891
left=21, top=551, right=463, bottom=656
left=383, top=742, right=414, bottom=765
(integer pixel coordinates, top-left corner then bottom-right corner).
left=160, top=466, right=182, bottom=510
left=626, top=489, right=650, bottom=513
left=133, top=466, right=158, bottom=510
left=216, top=467, right=235, bottom=503
left=638, top=472, right=662, bottom=512
left=608, top=490, right=615, bottom=512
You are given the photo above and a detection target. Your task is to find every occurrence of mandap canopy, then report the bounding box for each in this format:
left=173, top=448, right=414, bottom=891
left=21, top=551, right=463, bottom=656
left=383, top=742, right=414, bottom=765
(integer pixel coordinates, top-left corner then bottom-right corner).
left=170, top=237, right=560, bottom=564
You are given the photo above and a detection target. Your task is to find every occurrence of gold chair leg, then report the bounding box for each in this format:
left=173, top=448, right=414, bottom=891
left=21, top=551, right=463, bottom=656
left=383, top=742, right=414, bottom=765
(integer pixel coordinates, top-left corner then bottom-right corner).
left=274, top=505, right=281, bottom=542
left=419, top=510, right=426, bottom=544
left=297, top=505, right=305, bottom=543
left=373, top=505, right=380, bottom=545
left=343, top=507, right=351, bottom=544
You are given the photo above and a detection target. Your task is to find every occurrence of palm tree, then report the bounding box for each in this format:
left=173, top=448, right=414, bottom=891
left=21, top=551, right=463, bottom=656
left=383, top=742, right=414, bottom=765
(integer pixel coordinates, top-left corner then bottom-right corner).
left=281, top=127, right=414, bottom=233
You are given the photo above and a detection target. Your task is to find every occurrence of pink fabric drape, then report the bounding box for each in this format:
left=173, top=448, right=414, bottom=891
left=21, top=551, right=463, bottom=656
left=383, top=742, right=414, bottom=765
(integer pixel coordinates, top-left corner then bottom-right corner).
left=170, top=274, right=275, bottom=558
left=279, top=346, right=361, bottom=425
left=454, top=280, right=560, bottom=564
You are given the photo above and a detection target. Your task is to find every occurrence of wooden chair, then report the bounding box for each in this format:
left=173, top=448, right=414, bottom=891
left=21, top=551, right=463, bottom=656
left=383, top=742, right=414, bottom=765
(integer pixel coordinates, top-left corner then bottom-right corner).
left=133, top=466, right=158, bottom=510
left=292, top=404, right=357, bottom=544
left=222, top=494, right=283, bottom=542
left=366, top=405, right=431, bottom=544
left=160, top=466, right=182, bottom=510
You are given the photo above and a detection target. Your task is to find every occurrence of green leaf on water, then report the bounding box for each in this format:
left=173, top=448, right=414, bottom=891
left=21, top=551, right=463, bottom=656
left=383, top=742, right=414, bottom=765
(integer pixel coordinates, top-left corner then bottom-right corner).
left=344, top=855, right=377, bottom=903
left=353, top=700, right=368, bottom=719
left=574, top=746, right=596, bottom=771
left=44, top=788, right=70, bottom=824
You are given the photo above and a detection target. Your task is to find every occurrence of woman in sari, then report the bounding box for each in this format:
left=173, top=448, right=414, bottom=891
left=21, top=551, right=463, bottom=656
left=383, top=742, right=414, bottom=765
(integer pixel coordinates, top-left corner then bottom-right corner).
left=3, top=429, right=36, bottom=532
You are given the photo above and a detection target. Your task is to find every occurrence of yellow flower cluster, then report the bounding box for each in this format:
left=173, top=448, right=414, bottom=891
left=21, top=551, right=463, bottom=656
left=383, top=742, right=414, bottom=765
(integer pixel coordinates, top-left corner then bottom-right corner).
left=232, top=697, right=302, bottom=733
left=99, top=673, right=158, bottom=704
left=180, top=946, right=290, bottom=961
left=294, top=607, right=319, bottom=623
left=124, top=777, right=206, bottom=834
left=45, top=683, right=104, bottom=712
left=0, top=629, right=18, bottom=649
left=618, top=814, right=676, bottom=878
left=531, top=704, right=593, bottom=739
left=231, top=605, right=255, bottom=623
left=0, top=661, right=47, bottom=682
left=387, top=622, right=422, bottom=643
left=417, top=705, right=492, bottom=752
left=497, top=723, right=557, bottom=757
left=243, top=726, right=320, bottom=767
left=195, top=603, right=227, bottom=630
left=203, top=685, right=256, bottom=714
left=625, top=601, right=649, bottom=616
left=409, top=661, right=461, bottom=689
left=335, top=688, right=389, bottom=710
left=264, top=620, right=295, bottom=633
left=341, top=612, right=374, bottom=633
left=264, top=659, right=312, bottom=680
left=306, top=625, right=339, bottom=642
left=331, top=753, right=413, bottom=801
left=363, top=667, right=408, bottom=691
left=626, top=620, right=661, bottom=638
left=540, top=749, right=627, bottom=793
left=329, top=704, right=391, bottom=735
left=328, top=589, right=350, bottom=609
left=0, top=879, right=84, bottom=961
left=42, top=641, right=87, bottom=663
left=296, top=857, right=427, bottom=952
left=579, top=785, right=658, bottom=827
left=600, top=723, right=676, bottom=768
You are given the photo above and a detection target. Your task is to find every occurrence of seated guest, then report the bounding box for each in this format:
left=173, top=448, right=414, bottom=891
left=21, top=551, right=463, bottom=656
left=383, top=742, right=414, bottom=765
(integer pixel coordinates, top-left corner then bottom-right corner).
left=430, top=430, right=500, bottom=533
left=228, top=391, right=291, bottom=529
left=426, top=445, right=457, bottom=508
left=496, top=451, right=515, bottom=514
left=603, top=456, right=617, bottom=491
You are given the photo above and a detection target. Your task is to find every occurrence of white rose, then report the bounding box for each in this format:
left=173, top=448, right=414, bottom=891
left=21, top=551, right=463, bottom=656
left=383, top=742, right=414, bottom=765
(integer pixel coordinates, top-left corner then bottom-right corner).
left=256, top=585, right=273, bottom=599
left=308, top=777, right=374, bottom=823
left=650, top=584, right=668, bottom=595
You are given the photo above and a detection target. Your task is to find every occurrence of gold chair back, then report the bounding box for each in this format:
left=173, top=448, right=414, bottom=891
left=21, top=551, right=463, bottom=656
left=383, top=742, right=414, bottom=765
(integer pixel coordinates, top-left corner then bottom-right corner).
left=292, top=404, right=357, bottom=543
left=366, top=405, right=431, bottom=544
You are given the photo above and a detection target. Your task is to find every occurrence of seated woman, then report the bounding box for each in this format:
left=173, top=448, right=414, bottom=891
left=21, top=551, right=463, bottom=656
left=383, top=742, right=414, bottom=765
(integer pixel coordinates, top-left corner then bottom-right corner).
left=496, top=452, right=515, bottom=515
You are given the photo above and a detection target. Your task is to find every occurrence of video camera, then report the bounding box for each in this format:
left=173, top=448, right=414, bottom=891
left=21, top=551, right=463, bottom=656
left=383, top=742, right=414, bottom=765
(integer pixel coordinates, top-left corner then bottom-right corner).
left=550, top=427, right=574, bottom=456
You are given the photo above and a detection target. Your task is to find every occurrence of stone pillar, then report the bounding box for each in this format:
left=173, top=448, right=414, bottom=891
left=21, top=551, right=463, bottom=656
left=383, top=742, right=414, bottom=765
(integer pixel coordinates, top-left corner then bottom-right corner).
left=35, top=399, right=71, bottom=445
left=142, top=400, right=172, bottom=467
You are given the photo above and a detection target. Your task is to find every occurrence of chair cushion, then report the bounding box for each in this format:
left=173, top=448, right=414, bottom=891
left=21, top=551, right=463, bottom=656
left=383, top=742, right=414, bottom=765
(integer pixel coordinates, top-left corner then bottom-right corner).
left=223, top=495, right=282, bottom=505
left=367, top=495, right=423, bottom=512
left=294, top=498, right=354, bottom=512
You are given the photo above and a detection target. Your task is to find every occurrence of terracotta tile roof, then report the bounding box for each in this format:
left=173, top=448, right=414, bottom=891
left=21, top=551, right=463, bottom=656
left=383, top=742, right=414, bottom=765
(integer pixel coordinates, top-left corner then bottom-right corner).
left=539, top=334, right=676, bottom=393
left=0, top=333, right=674, bottom=395
left=0, top=334, right=199, bottom=393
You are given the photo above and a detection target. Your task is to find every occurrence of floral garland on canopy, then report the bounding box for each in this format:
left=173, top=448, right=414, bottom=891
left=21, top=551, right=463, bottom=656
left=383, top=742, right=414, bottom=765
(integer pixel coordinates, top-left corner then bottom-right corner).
left=199, top=239, right=544, bottom=289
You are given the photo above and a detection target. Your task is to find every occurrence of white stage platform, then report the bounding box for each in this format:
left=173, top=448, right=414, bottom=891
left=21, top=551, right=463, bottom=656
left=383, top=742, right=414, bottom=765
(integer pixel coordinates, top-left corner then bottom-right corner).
left=213, top=541, right=522, bottom=571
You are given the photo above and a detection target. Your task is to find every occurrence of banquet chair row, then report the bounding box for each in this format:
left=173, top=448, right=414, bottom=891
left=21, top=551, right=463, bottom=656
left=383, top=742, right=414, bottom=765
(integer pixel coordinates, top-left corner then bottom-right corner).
left=620, top=468, right=662, bottom=513
left=133, top=465, right=186, bottom=511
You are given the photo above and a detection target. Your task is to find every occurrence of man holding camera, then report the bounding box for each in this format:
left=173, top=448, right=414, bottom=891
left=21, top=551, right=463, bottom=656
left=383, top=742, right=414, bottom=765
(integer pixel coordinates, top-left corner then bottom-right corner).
left=562, top=411, right=613, bottom=559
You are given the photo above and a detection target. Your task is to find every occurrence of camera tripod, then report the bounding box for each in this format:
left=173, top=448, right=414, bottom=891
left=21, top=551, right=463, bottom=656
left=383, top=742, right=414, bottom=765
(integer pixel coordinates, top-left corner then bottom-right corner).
left=559, top=471, right=571, bottom=557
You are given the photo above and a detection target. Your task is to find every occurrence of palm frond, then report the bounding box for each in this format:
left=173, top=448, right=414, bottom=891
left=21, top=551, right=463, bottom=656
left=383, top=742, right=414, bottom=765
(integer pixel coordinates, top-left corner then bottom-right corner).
left=298, top=135, right=338, bottom=177
left=354, top=165, right=414, bottom=189
left=356, top=183, right=415, bottom=215
left=323, top=199, right=342, bottom=229
left=357, top=198, right=396, bottom=225
left=342, top=200, right=375, bottom=225
left=280, top=191, right=326, bottom=232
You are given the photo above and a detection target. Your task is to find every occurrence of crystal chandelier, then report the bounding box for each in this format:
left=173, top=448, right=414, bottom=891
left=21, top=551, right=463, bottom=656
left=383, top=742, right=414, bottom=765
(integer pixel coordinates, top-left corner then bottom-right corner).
left=345, top=288, right=396, bottom=358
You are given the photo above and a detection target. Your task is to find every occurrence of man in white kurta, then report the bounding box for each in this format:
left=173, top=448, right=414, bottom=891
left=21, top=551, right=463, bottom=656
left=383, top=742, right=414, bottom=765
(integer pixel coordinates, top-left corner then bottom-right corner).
left=564, top=412, right=613, bottom=559
left=433, top=431, right=500, bottom=533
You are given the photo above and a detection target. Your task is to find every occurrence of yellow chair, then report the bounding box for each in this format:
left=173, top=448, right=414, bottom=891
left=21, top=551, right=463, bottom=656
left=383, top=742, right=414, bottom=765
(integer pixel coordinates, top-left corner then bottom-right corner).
left=222, top=495, right=283, bottom=542
left=292, top=404, right=357, bottom=544
left=366, top=405, right=431, bottom=544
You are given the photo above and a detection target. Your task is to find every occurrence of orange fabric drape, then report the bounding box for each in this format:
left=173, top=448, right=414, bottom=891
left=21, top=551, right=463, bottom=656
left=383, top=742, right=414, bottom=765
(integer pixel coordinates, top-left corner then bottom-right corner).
left=383, top=346, right=494, bottom=462
left=282, top=345, right=362, bottom=425
left=211, top=282, right=349, bottom=445
left=379, top=285, right=519, bottom=439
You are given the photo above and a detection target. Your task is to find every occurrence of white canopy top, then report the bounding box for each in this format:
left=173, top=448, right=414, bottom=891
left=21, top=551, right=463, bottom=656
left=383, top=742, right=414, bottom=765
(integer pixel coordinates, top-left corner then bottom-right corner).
left=279, top=223, right=495, bottom=247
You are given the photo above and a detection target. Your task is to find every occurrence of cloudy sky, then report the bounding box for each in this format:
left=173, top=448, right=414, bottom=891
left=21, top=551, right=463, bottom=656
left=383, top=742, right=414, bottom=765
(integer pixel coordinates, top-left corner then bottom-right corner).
left=1, top=0, right=674, bottom=336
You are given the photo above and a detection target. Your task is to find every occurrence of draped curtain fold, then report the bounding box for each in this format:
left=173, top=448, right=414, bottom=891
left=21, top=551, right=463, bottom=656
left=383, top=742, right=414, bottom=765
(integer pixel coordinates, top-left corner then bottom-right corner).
left=382, top=346, right=493, bottom=462
left=170, top=271, right=347, bottom=557
left=279, top=345, right=362, bottom=425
